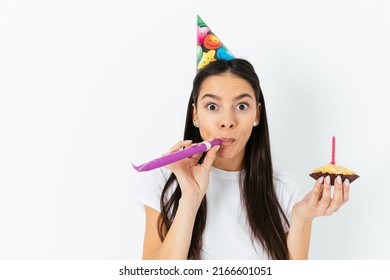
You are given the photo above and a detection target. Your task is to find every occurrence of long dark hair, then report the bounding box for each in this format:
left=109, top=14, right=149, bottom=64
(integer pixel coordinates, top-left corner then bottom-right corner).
left=157, top=58, right=290, bottom=259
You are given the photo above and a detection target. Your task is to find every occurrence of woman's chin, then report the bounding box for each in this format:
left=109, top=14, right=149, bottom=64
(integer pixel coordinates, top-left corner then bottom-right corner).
left=215, top=150, right=240, bottom=162
left=216, top=148, right=233, bottom=158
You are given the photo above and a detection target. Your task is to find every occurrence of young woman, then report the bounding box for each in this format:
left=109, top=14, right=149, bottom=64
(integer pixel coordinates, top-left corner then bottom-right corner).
left=135, top=58, right=350, bottom=260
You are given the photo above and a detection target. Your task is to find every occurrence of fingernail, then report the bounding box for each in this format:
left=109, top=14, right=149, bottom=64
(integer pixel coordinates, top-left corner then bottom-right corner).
left=325, top=176, right=331, bottom=184
left=343, top=178, right=350, bottom=187
left=317, top=176, right=324, bottom=184
left=184, top=140, right=193, bottom=142
left=336, top=175, right=342, bottom=184
left=216, top=145, right=220, bottom=151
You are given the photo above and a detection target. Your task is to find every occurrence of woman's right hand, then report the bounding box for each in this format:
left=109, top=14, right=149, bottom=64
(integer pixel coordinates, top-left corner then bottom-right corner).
left=164, top=139, right=220, bottom=208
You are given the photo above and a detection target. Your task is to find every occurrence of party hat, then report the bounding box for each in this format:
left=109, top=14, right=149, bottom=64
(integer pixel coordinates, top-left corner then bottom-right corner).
left=197, top=15, right=234, bottom=70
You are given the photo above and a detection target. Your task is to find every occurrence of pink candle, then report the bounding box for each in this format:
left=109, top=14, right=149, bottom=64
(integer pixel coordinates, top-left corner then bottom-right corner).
left=331, top=135, right=336, bottom=164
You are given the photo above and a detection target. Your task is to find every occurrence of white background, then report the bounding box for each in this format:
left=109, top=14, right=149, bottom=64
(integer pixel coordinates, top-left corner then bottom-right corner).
left=1, top=0, right=389, bottom=260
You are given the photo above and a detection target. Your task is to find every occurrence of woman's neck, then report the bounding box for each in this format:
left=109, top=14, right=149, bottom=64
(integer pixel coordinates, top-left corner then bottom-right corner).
left=212, top=155, right=244, bottom=171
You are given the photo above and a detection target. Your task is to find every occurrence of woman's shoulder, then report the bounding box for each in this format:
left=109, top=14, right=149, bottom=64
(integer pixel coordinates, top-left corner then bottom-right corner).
left=272, top=168, right=303, bottom=228
left=273, top=168, right=302, bottom=197
left=138, top=167, right=175, bottom=192
left=132, top=168, right=175, bottom=211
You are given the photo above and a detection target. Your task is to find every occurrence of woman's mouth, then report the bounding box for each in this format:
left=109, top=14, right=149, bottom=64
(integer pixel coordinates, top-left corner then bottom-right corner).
left=219, top=137, right=235, bottom=146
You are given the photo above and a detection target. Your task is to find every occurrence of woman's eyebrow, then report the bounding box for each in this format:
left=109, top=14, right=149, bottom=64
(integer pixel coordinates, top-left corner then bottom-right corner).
left=200, top=93, right=221, bottom=101
left=234, top=93, right=254, bottom=101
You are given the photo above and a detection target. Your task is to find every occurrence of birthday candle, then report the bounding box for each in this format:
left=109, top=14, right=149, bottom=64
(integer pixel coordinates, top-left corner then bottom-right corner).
left=331, top=135, right=336, bottom=164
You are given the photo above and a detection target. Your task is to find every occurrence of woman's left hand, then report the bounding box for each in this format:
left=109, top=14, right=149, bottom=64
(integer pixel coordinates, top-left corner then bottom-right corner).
left=292, top=175, right=350, bottom=221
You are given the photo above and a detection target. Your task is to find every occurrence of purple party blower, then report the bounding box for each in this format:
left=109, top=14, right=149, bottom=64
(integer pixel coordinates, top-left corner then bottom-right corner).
left=132, top=139, right=222, bottom=172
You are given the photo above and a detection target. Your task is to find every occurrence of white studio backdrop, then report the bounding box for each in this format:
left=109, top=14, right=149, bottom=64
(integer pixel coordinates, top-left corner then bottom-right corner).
left=0, top=0, right=389, bottom=259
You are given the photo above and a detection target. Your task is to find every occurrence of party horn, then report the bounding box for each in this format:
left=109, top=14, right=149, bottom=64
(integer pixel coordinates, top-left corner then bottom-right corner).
left=132, top=139, right=222, bottom=172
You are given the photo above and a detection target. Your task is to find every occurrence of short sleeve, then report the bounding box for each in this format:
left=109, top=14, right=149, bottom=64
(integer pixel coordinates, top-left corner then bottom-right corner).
left=132, top=168, right=174, bottom=212
left=273, top=170, right=303, bottom=232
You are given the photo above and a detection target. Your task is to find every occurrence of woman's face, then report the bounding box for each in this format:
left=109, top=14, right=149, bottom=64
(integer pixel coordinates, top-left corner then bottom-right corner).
left=193, top=72, right=260, bottom=171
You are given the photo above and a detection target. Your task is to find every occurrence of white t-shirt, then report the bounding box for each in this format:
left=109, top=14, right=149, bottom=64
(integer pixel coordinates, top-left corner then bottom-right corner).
left=134, top=166, right=302, bottom=259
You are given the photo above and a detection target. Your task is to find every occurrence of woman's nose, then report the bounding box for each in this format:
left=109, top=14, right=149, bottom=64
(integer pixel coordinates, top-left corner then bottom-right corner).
left=219, top=113, right=236, bottom=129
left=220, top=122, right=235, bottom=128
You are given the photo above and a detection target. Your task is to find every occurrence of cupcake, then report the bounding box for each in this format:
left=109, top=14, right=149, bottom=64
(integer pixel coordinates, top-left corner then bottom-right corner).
left=309, top=163, right=359, bottom=185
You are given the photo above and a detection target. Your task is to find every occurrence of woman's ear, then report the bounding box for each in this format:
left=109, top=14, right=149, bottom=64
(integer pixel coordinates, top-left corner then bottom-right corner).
left=192, top=103, right=199, bottom=127
left=192, top=103, right=198, bottom=122
left=256, top=103, right=262, bottom=123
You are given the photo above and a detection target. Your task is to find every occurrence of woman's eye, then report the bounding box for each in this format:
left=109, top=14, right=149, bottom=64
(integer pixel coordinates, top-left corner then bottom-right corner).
left=236, top=103, right=249, bottom=110
left=206, top=104, right=218, bottom=111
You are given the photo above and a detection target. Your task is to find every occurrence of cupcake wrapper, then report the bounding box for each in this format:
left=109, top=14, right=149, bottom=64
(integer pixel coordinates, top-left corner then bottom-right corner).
left=309, top=172, right=359, bottom=185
